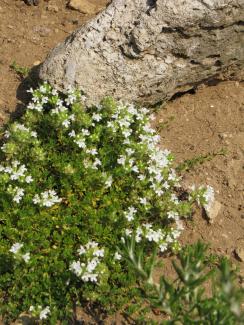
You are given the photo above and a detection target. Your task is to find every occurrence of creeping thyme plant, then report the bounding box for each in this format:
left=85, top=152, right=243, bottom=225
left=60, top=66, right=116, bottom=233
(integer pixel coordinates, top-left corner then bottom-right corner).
left=0, top=83, right=221, bottom=323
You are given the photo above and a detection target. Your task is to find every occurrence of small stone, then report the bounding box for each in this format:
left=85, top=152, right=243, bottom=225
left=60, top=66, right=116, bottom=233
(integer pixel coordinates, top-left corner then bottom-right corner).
left=234, top=247, right=244, bottom=262
left=68, top=0, right=101, bottom=14
left=33, top=60, right=41, bottom=66
left=204, top=200, right=222, bottom=224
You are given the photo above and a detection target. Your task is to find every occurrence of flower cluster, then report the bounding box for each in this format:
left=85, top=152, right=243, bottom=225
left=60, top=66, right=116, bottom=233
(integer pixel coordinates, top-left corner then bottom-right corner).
left=0, top=159, right=34, bottom=204
left=33, top=190, right=62, bottom=207
left=70, top=241, right=106, bottom=284
left=0, top=160, right=33, bottom=183
left=123, top=219, right=183, bottom=253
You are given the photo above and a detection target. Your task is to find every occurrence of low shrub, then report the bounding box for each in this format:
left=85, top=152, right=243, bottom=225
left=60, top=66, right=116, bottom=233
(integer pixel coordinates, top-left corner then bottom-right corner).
left=0, top=83, right=227, bottom=323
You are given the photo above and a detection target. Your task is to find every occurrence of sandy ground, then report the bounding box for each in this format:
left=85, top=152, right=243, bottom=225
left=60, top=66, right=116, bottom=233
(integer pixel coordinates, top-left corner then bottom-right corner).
left=0, top=0, right=243, bottom=323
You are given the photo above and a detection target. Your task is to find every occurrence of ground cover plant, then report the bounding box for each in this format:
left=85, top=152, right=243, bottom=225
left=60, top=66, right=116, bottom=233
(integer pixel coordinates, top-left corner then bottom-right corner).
left=0, top=84, right=242, bottom=324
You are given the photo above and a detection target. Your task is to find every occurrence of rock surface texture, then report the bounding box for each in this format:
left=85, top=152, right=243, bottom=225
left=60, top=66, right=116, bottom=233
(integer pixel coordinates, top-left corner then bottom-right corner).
left=39, top=0, right=244, bottom=105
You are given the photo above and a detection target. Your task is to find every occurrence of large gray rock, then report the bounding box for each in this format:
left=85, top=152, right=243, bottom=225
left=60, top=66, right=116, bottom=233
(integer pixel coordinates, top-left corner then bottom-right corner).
left=39, top=0, right=244, bottom=105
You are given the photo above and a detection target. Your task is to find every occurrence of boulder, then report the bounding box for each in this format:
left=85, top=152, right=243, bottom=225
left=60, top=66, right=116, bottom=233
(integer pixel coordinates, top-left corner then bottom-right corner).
left=39, top=0, right=244, bottom=105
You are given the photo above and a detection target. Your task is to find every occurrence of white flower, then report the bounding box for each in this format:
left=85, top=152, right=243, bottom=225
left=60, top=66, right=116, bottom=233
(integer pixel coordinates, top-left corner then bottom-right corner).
left=122, top=130, right=132, bottom=138
left=105, top=176, right=113, bottom=188
left=27, top=87, right=34, bottom=94
left=123, top=138, right=130, bottom=145
left=128, top=158, right=134, bottom=167
left=39, top=306, right=50, bottom=320
left=145, top=229, right=163, bottom=243
left=62, top=119, right=70, bottom=128
left=22, top=252, right=30, bottom=263
left=143, top=223, right=152, bottom=230
left=1, top=143, right=7, bottom=152
left=70, top=261, right=82, bottom=276
left=167, top=211, right=179, bottom=221
left=81, top=273, right=90, bottom=282
left=117, top=155, right=126, bottom=166
left=86, top=241, right=98, bottom=249
left=114, top=252, right=122, bottom=260
left=33, top=190, right=62, bottom=207
left=171, top=194, right=179, bottom=205
left=159, top=243, right=168, bottom=252
left=107, top=121, right=115, bottom=128
left=92, top=113, right=102, bottom=122
left=39, top=85, right=47, bottom=94
left=139, top=197, right=147, bottom=205
left=74, top=139, right=86, bottom=149
left=87, top=259, right=98, bottom=272
left=140, top=107, right=149, bottom=114
left=10, top=243, right=23, bottom=254
left=163, top=182, right=169, bottom=189
left=138, top=174, right=146, bottom=181
left=10, top=164, right=27, bottom=181
left=4, top=130, right=10, bottom=138
left=125, top=148, right=135, bottom=156
left=125, top=229, right=132, bottom=236
left=13, top=187, right=25, bottom=203
left=68, top=130, right=76, bottom=138
left=51, top=88, right=58, bottom=96
left=93, top=249, right=104, bottom=257
left=29, top=306, right=35, bottom=312
left=81, top=129, right=90, bottom=136
left=86, top=148, right=97, bottom=156
left=77, top=245, right=86, bottom=255
left=70, top=114, right=75, bottom=121
left=65, top=94, right=77, bottom=105
left=25, top=175, right=33, bottom=183
left=131, top=165, right=139, bottom=173
left=124, top=206, right=137, bottom=222
left=27, top=102, right=43, bottom=112
left=30, top=131, right=37, bottom=138
left=143, top=124, right=155, bottom=134
left=135, top=227, right=143, bottom=242
left=92, top=158, right=102, bottom=169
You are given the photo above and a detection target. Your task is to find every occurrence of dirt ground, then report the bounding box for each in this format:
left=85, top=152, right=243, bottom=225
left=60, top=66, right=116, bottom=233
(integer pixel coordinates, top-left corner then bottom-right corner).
left=0, top=0, right=243, bottom=323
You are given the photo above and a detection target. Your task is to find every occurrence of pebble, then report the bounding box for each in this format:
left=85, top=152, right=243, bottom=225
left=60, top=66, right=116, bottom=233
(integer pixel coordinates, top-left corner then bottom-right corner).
left=33, top=60, right=41, bottom=66
left=205, top=200, right=222, bottom=224
left=68, top=0, right=101, bottom=14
